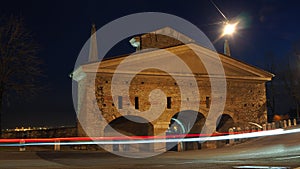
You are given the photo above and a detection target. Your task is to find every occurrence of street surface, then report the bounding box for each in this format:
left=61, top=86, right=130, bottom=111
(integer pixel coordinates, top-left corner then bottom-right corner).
left=1, top=129, right=300, bottom=169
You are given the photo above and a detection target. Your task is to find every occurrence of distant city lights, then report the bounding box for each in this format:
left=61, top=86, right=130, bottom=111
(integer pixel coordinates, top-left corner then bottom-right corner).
left=3, top=126, right=71, bottom=132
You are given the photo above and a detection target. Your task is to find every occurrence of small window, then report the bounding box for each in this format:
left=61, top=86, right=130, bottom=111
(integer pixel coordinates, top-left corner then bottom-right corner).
left=206, top=96, right=210, bottom=108
left=135, top=97, right=139, bottom=109
left=118, top=96, right=123, bottom=109
left=167, top=97, right=172, bottom=109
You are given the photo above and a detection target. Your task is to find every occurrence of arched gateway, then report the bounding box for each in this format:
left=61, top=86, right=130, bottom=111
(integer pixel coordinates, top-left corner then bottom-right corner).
left=167, top=110, right=205, bottom=151
left=72, top=26, right=273, bottom=152
left=104, top=116, right=153, bottom=152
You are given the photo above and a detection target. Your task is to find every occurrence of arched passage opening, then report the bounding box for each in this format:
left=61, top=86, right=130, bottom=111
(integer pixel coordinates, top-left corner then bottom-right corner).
left=104, top=115, right=153, bottom=152
left=216, top=114, right=234, bottom=145
left=167, top=110, right=205, bottom=151
left=216, top=114, right=234, bottom=133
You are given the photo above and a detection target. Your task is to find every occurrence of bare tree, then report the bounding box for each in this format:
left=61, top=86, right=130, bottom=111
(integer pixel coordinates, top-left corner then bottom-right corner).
left=0, top=16, right=43, bottom=137
left=282, top=40, right=300, bottom=120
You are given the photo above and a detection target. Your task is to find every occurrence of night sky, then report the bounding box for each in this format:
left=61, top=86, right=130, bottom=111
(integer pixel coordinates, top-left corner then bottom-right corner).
left=2, top=0, right=300, bottom=128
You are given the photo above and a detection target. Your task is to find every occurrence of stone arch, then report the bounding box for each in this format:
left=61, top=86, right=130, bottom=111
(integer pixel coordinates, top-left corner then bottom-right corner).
left=104, top=115, right=153, bottom=152
left=166, top=109, right=207, bottom=128
left=166, top=110, right=206, bottom=151
left=216, top=114, right=235, bottom=133
left=198, top=108, right=209, bottom=117
left=102, top=112, right=123, bottom=126
left=216, top=114, right=235, bottom=146
left=221, top=111, right=235, bottom=122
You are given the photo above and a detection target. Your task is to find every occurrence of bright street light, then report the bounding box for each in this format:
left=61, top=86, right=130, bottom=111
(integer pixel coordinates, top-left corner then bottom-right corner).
left=223, top=22, right=238, bottom=36
left=222, top=22, right=239, bottom=56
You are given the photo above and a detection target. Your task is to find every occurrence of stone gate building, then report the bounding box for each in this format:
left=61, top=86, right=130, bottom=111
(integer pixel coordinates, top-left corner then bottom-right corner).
left=72, top=26, right=273, bottom=152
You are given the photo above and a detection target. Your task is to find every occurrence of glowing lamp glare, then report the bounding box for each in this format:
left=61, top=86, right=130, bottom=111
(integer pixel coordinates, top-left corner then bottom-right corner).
left=223, top=23, right=236, bottom=35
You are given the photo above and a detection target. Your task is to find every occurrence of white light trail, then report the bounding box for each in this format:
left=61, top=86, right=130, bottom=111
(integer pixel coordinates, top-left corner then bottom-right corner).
left=1, top=128, right=300, bottom=147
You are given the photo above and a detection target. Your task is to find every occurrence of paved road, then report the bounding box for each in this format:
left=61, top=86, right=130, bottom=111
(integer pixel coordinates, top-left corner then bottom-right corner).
left=1, top=130, right=300, bottom=169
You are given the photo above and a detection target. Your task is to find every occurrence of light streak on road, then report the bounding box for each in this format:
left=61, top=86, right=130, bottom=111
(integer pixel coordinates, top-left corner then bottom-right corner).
left=233, top=166, right=289, bottom=169
left=0, top=128, right=300, bottom=147
left=275, top=155, right=300, bottom=160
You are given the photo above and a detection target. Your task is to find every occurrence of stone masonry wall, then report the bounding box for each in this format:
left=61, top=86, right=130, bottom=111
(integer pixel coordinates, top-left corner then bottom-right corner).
left=225, top=80, right=267, bottom=127
left=77, top=72, right=267, bottom=137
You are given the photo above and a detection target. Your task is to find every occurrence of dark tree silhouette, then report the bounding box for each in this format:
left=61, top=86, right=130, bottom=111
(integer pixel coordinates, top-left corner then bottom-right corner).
left=0, top=16, right=43, bottom=137
left=282, top=40, right=300, bottom=121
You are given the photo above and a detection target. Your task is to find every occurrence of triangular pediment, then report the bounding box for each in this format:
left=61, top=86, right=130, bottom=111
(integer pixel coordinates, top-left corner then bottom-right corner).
left=79, top=43, right=273, bottom=81
left=148, top=27, right=195, bottom=44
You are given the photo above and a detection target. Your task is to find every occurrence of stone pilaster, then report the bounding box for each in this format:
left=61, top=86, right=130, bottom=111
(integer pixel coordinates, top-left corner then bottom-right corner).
left=76, top=73, right=104, bottom=137
left=153, top=121, right=170, bottom=152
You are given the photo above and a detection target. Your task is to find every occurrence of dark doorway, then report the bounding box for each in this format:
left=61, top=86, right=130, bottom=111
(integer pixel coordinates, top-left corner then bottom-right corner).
left=104, top=115, right=153, bottom=152
left=167, top=110, right=205, bottom=151
left=216, top=114, right=234, bottom=145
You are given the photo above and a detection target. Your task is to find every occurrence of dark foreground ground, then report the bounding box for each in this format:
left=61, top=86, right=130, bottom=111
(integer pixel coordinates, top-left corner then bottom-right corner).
left=1, top=130, right=300, bottom=169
